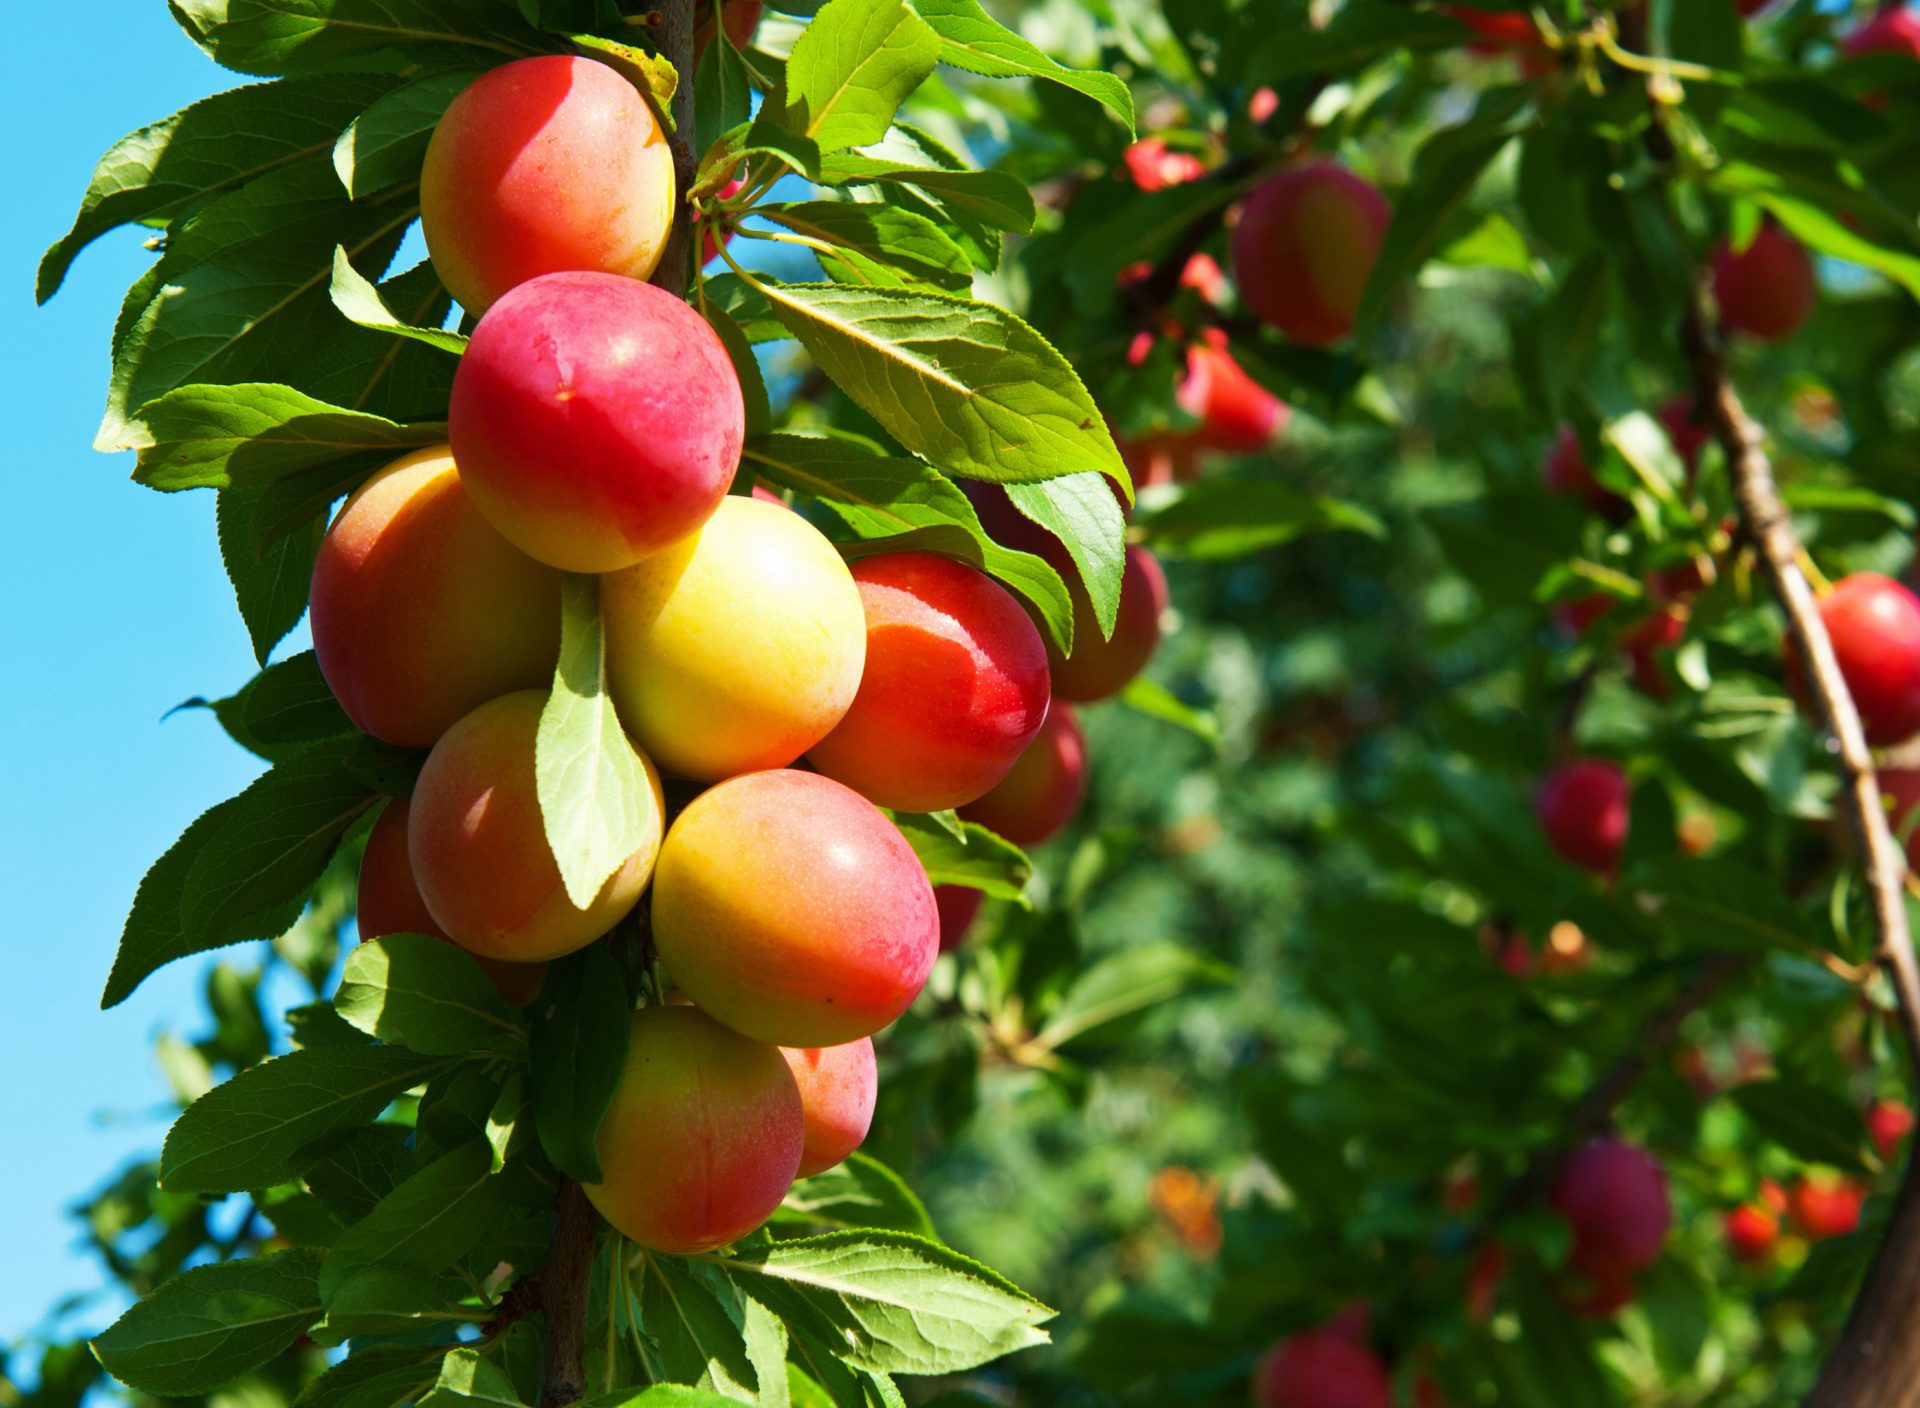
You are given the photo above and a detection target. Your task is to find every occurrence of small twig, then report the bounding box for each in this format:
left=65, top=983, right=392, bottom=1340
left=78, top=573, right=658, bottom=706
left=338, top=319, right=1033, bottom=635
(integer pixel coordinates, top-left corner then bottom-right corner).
left=480, top=1274, right=543, bottom=1339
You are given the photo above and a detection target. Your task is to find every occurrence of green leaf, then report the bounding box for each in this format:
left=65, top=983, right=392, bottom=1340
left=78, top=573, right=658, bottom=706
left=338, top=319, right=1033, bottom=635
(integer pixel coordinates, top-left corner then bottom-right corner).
left=1116, top=676, right=1220, bottom=749
left=708, top=1230, right=1053, bottom=1374
left=1003, top=474, right=1127, bottom=639
left=242, top=650, right=357, bottom=748
left=1034, top=943, right=1231, bottom=1050
left=581, top=1388, right=746, bottom=1408
left=774, top=1153, right=938, bottom=1238
left=291, top=1346, right=447, bottom=1408
left=1638, top=1256, right=1709, bottom=1377
left=1730, top=80, right=1888, bottom=153
left=1781, top=482, right=1917, bottom=528
left=335, top=69, right=481, bottom=197
left=694, top=117, right=823, bottom=197
left=1714, top=167, right=1920, bottom=301
left=631, top=1252, right=759, bottom=1400
left=171, top=0, right=549, bottom=77
left=1134, top=479, right=1384, bottom=559
left=319, top=1140, right=508, bottom=1302
left=741, top=431, right=1074, bottom=652
left=335, top=935, right=527, bottom=1055
left=99, top=186, right=419, bottom=452
left=888, top=812, right=1030, bottom=902
left=1355, top=88, right=1529, bottom=342
left=529, top=942, right=630, bottom=1182
left=695, top=21, right=754, bottom=166
left=300, top=259, right=461, bottom=422
left=417, top=1348, right=526, bottom=1408
left=911, top=0, right=1133, bottom=133
left=38, top=75, right=396, bottom=304
left=303, top=1124, right=413, bottom=1221
left=103, top=799, right=293, bottom=1009
left=1633, top=854, right=1816, bottom=951
left=330, top=248, right=469, bottom=353
left=161, top=1044, right=452, bottom=1194
left=761, top=202, right=972, bottom=291
left=219, top=485, right=326, bottom=664
left=700, top=303, right=772, bottom=440
left=486, top=1069, right=530, bottom=1172
left=1729, top=1080, right=1875, bottom=1176
left=780, top=0, right=941, bottom=154
left=1248, top=0, right=1471, bottom=84
left=131, top=381, right=445, bottom=492
left=91, top=1249, right=325, bottom=1396
left=315, top=1265, right=471, bottom=1344
left=817, top=152, right=1033, bottom=237
left=182, top=738, right=380, bottom=942
left=537, top=575, right=663, bottom=909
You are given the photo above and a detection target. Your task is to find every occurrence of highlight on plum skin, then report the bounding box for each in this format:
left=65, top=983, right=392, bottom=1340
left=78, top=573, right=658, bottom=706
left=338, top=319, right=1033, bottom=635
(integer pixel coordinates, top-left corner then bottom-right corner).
left=309, top=445, right=561, bottom=749
left=450, top=271, right=744, bottom=575
left=408, top=690, right=665, bottom=965
left=420, top=54, right=675, bottom=316
left=651, top=769, right=940, bottom=1049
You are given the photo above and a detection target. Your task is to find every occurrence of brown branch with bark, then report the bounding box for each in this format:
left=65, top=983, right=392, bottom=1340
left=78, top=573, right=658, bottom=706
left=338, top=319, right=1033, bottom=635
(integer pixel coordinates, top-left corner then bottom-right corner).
left=537, top=1179, right=603, bottom=1408
left=1675, top=259, right=1920, bottom=1408
left=649, top=0, right=699, bottom=296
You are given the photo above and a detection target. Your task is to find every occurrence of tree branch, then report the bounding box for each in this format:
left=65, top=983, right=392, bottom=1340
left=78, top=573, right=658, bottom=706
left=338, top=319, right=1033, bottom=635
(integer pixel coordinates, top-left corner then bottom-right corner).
left=1676, top=273, right=1920, bottom=1408
left=537, top=1179, right=601, bottom=1408
left=650, top=0, right=698, bottom=297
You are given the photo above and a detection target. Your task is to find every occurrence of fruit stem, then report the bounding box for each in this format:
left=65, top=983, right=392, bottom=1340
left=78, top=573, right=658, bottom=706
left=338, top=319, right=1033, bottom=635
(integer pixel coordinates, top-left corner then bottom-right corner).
left=650, top=0, right=699, bottom=297
left=536, top=1178, right=602, bottom=1408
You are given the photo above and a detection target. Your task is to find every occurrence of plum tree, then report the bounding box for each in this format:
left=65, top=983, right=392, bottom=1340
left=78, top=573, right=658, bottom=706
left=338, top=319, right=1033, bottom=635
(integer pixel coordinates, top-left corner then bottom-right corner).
left=780, top=1039, right=878, bottom=1177
left=1788, top=573, right=1920, bottom=746
left=308, top=446, right=561, bottom=748
left=409, top=690, right=664, bottom=962
left=1249, top=1323, right=1391, bottom=1408
left=420, top=55, right=675, bottom=315
left=1534, top=759, right=1631, bottom=874
left=650, top=769, right=939, bottom=1047
left=355, top=800, right=549, bottom=1007
left=1549, top=1137, right=1671, bottom=1297
left=1231, top=162, right=1392, bottom=346
left=602, top=495, right=867, bottom=782
left=806, top=552, right=1051, bottom=811
left=960, top=701, right=1089, bottom=846
left=585, top=1005, right=803, bottom=1254
left=450, top=270, right=744, bottom=573
left=1711, top=221, right=1816, bottom=344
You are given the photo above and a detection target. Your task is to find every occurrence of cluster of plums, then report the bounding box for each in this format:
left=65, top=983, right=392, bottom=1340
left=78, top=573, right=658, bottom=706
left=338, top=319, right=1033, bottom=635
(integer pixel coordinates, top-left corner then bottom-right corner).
left=324, top=50, right=1164, bottom=1256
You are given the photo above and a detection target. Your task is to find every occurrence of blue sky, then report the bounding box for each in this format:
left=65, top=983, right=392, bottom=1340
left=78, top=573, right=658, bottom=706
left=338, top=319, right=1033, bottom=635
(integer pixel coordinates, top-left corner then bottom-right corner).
left=0, top=0, right=284, bottom=1353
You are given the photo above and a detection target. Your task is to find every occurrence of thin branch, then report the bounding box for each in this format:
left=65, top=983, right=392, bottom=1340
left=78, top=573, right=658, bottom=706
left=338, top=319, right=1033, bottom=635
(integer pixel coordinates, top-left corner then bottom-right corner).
left=650, top=0, right=698, bottom=296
